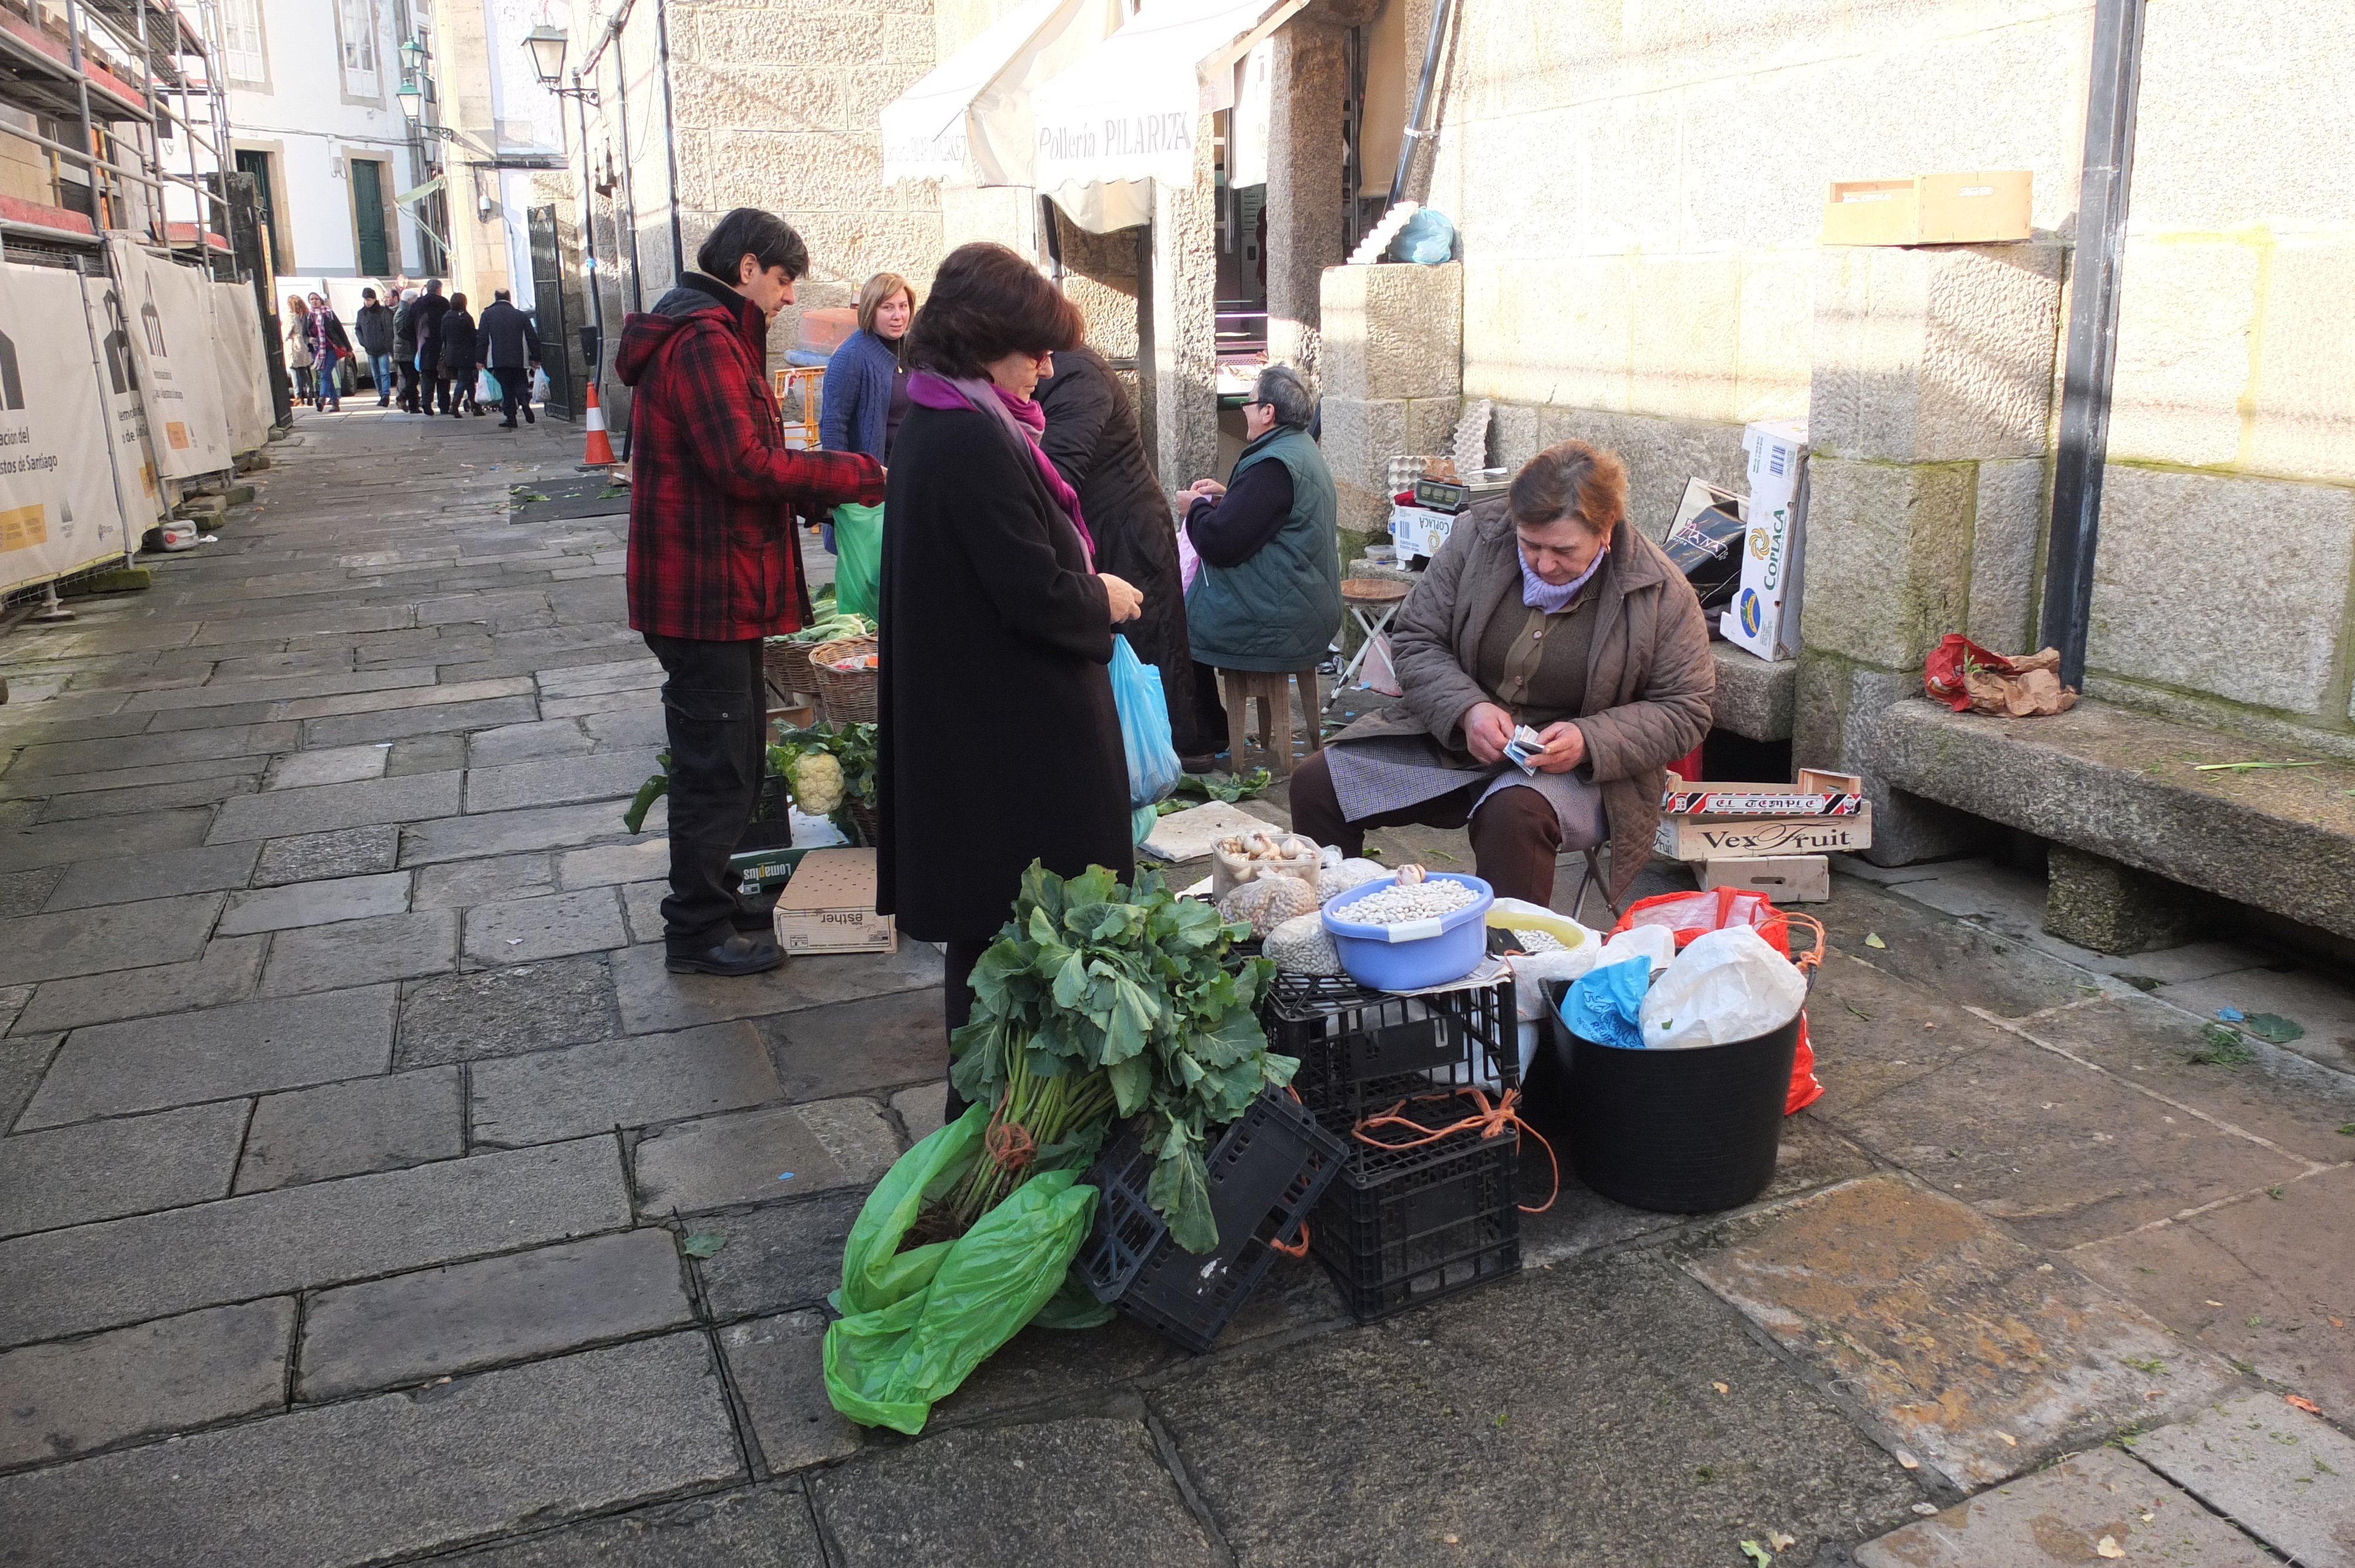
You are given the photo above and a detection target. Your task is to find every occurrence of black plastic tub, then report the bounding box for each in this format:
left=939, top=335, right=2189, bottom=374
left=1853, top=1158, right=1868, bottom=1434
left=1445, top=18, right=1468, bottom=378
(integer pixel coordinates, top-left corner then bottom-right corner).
left=1536, top=978, right=1798, bottom=1214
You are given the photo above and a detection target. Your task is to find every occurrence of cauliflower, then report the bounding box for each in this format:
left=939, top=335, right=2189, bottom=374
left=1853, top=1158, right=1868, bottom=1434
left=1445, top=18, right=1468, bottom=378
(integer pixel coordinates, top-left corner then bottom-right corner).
left=790, top=752, right=845, bottom=816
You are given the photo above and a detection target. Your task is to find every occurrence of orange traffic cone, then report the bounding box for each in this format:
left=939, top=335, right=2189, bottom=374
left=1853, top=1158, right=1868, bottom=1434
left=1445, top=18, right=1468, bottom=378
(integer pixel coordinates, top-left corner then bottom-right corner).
left=582, top=382, right=618, bottom=467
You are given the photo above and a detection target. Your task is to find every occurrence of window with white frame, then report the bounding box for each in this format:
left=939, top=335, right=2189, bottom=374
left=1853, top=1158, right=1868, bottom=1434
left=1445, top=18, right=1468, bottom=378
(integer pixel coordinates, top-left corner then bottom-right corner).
left=221, top=0, right=266, bottom=85
left=338, top=0, right=379, bottom=97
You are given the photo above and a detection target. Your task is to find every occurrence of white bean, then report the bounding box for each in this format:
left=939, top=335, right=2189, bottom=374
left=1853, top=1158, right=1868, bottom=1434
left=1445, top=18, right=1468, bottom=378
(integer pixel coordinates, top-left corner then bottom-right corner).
left=1342, top=879, right=1479, bottom=926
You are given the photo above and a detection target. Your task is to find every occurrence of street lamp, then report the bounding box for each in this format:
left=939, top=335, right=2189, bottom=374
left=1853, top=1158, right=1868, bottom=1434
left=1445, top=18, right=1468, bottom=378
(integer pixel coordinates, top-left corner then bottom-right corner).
left=396, top=77, right=424, bottom=124
left=522, top=25, right=569, bottom=89
left=399, top=36, right=428, bottom=75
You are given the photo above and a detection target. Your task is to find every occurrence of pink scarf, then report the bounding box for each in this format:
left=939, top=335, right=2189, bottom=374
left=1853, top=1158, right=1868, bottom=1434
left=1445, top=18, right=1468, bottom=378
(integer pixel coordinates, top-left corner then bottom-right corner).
left=907, top=371, right=1094, bottom=562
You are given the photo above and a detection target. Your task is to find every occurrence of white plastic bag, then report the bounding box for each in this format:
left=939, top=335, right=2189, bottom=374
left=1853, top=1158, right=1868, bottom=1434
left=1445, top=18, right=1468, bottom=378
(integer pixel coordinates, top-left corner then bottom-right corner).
left=1636, top=925, right=1806, bottom=1050
left=1597, top=923, right=1677, bottom=976
left=1358, top=632, right=1402, bottom=696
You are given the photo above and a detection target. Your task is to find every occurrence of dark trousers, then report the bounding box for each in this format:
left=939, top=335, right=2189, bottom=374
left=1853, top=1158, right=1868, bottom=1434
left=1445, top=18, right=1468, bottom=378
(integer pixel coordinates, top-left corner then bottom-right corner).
left=489, top=366, right=527, bottom=423
left=645, top=633, right=768, bottom=954
left=396, top=361, right=420, bottom=411
left=1288, top=749, right=1581, bottom=908
left=1187, top=660, right=1229, bottom=759
left=942, top=937, right=991, bottom=1125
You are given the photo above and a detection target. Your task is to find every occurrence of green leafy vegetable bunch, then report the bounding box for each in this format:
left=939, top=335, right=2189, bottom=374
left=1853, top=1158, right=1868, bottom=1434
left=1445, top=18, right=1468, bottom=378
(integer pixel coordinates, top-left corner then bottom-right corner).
left=950, top=861, right=1294, bottom=1254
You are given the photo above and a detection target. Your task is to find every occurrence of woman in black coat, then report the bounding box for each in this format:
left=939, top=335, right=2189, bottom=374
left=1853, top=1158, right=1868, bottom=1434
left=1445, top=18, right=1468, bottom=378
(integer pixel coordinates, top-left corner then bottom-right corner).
left=1036, top=344, right=1207, bottom=760
left=438, top=294, right=484, bottom=417
left=877, top=242, right=1145, bottom=1116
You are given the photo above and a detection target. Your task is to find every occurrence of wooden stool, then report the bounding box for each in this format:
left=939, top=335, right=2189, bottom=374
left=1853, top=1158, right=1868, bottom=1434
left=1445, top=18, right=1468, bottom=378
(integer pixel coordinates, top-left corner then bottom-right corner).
left=1338, top=577, right=1411, bottom=690
left=1219, top=667, right=1322, bottom=778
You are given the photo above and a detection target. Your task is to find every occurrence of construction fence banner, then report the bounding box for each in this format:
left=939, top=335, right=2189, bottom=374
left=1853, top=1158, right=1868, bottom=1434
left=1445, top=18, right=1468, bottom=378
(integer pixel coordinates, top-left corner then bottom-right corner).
left=107, top=233, right=235, bottom=480
left=211, top=283, right=271, bottom=455
left=81, top=273, right=163, bottom=533
left=0, top=262, right=134, bottom=596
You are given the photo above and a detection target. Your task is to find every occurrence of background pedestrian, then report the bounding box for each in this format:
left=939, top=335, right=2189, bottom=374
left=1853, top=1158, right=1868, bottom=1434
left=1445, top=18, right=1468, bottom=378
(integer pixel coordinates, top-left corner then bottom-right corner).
left=307, top=292, right=350, bottom=413
left=412, top=279, right=450, bottom=413
left=817, top=271, right=914, bottom=617
left=355, top=286, right=396, bottom=408
left=476, top=288, right=542, bottom=428
left=283, top=295, right=315, bottom=407
left=438, top=293, right=482, bottom=417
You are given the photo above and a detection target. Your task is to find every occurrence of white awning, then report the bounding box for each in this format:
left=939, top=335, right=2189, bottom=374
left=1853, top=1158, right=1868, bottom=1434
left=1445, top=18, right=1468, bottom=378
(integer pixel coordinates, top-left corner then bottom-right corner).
left=878, top=0, right=1126, bottom=188
left=1030, top=0, right=1306, bottom=195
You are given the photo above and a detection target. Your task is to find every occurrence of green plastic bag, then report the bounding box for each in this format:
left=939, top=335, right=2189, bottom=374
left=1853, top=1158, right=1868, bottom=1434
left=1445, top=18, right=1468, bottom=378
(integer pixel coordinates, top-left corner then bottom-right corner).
left=831, top=500, right=884, bottom=622
left=822, top=1104, right=1108, bottom=1433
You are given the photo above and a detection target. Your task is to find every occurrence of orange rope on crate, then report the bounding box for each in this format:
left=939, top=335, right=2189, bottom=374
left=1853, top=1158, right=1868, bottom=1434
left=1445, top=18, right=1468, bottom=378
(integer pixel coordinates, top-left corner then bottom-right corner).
left=1352, top=1087, right=1560, bottom=1214
left=1268, top=1085, right=1313, bottom=1257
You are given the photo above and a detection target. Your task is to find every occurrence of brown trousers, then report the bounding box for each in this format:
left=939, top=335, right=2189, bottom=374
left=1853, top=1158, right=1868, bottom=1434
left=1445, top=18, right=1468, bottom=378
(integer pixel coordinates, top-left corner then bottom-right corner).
left=1288, top=750, right=1591, bottom=908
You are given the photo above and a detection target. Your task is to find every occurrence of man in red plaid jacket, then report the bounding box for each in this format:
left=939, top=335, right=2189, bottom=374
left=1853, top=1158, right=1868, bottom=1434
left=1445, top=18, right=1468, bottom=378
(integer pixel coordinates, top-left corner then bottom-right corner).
left=618, top=208, right=884, bottom=976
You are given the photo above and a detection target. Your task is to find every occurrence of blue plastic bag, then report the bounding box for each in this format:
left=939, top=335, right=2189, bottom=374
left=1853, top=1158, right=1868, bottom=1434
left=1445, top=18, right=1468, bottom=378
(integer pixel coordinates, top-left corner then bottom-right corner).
left=1391, top=207, right=1457, bottom=265
left=1561, top=955, right=1652, bottom=1050
left=1111, top=634, right=1181, bottom=810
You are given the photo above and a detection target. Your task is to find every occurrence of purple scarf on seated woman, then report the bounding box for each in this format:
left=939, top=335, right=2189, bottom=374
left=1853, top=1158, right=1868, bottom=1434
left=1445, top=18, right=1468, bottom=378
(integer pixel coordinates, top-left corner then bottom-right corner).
left=906, top=370, right=1094, bottom=565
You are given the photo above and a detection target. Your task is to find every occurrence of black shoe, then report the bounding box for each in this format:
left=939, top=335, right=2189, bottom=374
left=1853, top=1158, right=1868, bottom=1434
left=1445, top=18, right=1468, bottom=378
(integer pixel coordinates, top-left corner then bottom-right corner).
left=523, top=406, right=536, bottom=424
left=499, top=419, right=518, bottom=429
left=1181, top=754, right=1218, bottom=774
left=666, top=934, right=783, bottom=976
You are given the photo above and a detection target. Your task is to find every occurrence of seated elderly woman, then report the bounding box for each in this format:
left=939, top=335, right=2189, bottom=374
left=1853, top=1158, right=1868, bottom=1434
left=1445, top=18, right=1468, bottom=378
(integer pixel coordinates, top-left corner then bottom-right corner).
left=1289, top=439, right=1714, bottom=912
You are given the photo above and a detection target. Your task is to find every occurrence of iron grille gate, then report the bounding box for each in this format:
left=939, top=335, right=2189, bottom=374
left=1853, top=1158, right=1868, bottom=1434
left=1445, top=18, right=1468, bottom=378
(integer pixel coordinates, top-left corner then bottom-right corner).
left=528, top=205, right=578, bottom=421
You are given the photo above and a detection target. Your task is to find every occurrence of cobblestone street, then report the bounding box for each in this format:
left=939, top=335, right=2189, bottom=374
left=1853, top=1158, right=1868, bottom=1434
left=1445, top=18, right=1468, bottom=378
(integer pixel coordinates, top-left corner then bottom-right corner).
left=1, top=411, right=2351, bottom=1566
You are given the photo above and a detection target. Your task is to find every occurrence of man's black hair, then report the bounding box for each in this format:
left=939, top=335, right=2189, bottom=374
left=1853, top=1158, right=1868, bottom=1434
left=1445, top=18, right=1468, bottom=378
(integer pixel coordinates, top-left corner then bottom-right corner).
left=362, top=287, right=377, bottom=300
left=696, top=208, right=809, bottom=284
left=493, top=288, right=511, bottom=301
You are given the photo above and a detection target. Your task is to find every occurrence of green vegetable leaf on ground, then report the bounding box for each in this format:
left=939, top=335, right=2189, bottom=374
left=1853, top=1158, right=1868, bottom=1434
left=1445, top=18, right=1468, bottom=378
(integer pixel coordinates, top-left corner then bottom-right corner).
left=2242, top=1012, right=2304, bottom=1044
left=1740, top=1543, right=1773, bottom=1568
left=681, top=1231, right=727, bottom=1259
left=2190, top=1024, right=2254, bottom=1066
left=1173, top=768, right=1274, bottom=803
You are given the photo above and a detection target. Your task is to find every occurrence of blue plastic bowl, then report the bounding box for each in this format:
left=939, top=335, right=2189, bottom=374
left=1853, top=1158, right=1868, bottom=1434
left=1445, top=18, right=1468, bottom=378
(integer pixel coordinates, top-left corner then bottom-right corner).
left=1321, top=873, right=1495, bottom=991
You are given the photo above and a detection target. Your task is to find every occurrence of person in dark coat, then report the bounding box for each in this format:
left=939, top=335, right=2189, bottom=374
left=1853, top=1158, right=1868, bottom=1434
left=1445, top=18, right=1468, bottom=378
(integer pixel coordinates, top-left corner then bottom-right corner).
left=306, top=293, right=350, bottom=413
left=616, top=207, right=884, bottom=977
left=1036, top=343, right=1208, bottom=762
left=391, top=288, right=422, bottom=412
left=438, top=293, right=484, bottom=417
left=354, top=287, right=396, bottom=407
left=476, top=289, right=543, bottom=428
left=877, top=241, right=1144, bottom=1119
left=412, top=280, right=451, bottom=413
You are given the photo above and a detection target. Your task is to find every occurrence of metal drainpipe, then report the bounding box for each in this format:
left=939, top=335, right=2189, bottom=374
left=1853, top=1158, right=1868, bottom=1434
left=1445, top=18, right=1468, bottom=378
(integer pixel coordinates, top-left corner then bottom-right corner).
left=1389, top=0, right=1457, bottom=204
left=2038, top=0, right=2148, bottom=689
left=655, top=0, right=684, bottom=285
left=575, top=70, right=605, bottom=400
left=611, top=35, right=645, bottom=313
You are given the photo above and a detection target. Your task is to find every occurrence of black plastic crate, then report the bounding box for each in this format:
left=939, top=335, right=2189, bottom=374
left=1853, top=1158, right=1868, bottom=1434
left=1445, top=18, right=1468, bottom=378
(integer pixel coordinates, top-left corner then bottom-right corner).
left=1310, top=1128, right=1523, bottom=1323
left=1074, top=1087, right=1348, bottom=1354
left=1262, top=973, right=1518, bottom=1167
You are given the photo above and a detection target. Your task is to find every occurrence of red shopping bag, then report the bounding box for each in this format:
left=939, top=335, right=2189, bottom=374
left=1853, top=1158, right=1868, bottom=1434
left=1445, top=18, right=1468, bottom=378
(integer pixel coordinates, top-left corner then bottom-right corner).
left=1611, top=891, right=1826, bottom=1114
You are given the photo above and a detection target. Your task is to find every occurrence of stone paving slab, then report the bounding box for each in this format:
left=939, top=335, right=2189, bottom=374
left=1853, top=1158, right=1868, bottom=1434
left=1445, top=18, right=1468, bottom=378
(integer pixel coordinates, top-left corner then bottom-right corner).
left=0, top=1299, right=294, bottom=1472
left=298, top=1228, right=694, bottom=1400
left=400, top=799, right=657, bottom=866
left=555, top=837, right=670, bottom=891
left=611, top=942, right=944, bottom=1036
left=0, top=1136, right=629, bottom=1347
left=265, top=743, right=390, bottom=790
left=220, top=871, right=414, bottom=935
left=9, top=935, right=267, bottom=1035
left=462, top=886, right=629, bottom=965
left=0, top=806, right=215, bottom=873
left=1152, top=1247, right=1923, bottom=1566
left=1684, top=1174, right=2240, bottom=1489
left=302, top=695, right=544, bottom=750
left=2, top=723, right=298, bottom=780
left=888, top=1083, right=946, bottom=1149
left=0, top=1099, right=248, bottom=1237
left=388, top=732, right=470, bottom=775
left=633, top=1098, right=901, bottom=1216
left=413, top=852, right=559, bottom=910
left=440, top=1481, right=825, bottom=1567
left=41, top=842, right=263, bottom=912
left=0, top=1333, right=742, bottom=1568
left=538, top=658, right=664, bottom=699
left=22, top=985, right=397, bottom=1127
left=251, top=823, right=402, bottom=885
left=691, top=1190, right=865, bottom=1321
left=811, top=1416, right=1215, bottom=1568
left=35, top=770, right=260, bottom=820
left=762, top=991, right=951, bottom=1105
left=2154, top=964, right=2355, bottom=1078
left=0, top=1033, right=56, bottom=1128
left=2074, top=1162, right=2355, bottom=1417
left=0, top=868, right=59, bottom=916
left=2004, top=992, right=2355, bottom=1164
left=1819, top=879, right=2103, bottom=1019
left=236, top=1068, right=464, bottom=1193
left=471, top=1022, right=781, bottom=1147
left=1853, top=1447, right=2273, bottom=1567
left=208, top=771, right=464, bottom=845
left=720, top=1310, right=862, bottom=1473
left=396, top=955, right=621, bottom=1065
left=258, top=908, right=458, bottom=995
left=0, top=753, right=268, bottom=801
left=466, top=719, right=595, bottom=769
left=1825, top=1022, right=2307, bottom=1250
left=464, top=749, right=663, bottom=815
left=2130, top=1390, right=2355, bottom=1567
left=0, top=893, right=224, bottom=988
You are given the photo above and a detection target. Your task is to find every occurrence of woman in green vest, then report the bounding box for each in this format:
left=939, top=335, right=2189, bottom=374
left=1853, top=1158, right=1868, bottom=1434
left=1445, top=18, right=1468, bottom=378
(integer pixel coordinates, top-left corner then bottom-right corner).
left=1177, top=364, right=1342, bottom=765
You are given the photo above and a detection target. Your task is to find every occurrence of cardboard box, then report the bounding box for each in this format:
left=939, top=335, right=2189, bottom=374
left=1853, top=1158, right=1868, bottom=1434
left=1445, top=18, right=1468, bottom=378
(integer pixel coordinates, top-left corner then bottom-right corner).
left=1820, top=170, right=2032, bottom=247
left=773, top=848, right=897, bottom=955
left=1655, top=802, right=1873, bottom=861
left=1662, top=770, right=1866, bottom=819
left=1389, top=503, right=1457, bottom=562
left=1700, top=855, right=1831, bottom=904
left=1719, top=418, right=1808, bottom=662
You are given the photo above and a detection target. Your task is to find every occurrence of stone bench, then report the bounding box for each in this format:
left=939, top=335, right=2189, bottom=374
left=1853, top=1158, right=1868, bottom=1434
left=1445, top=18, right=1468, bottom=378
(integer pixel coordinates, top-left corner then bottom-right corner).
left=1875, top=697, right=2355, bottom=948
left=1708, top=644, right=1796, bottom=742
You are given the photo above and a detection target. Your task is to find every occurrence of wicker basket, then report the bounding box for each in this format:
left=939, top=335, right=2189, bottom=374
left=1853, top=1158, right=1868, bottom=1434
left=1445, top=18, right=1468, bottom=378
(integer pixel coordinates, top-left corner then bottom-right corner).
left=763, top=637, right=817, bottom=697
left=845, top=799, right=881, bottom=849
left=810, top=635, right=878, bottom=725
